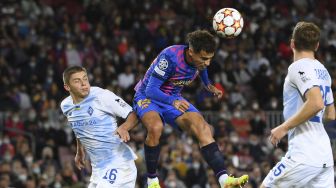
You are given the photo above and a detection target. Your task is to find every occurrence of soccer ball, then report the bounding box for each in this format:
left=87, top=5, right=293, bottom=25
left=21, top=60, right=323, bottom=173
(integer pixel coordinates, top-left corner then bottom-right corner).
left=212, top=8, right=244, bottom=38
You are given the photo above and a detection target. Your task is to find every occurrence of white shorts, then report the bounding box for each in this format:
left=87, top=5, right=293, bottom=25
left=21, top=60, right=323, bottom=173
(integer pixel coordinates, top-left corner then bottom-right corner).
left=88, top=160, right=137, bottom=188
left=262, top=157, right=334, bottom=188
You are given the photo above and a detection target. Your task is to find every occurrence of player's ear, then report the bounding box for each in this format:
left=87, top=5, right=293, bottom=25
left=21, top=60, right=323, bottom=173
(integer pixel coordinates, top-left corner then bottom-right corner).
left=290, top=39, right=295, bottom=50
left=64, top=84, right=70, bottom=92
left=188, top=48, right=194, bottom=56
left=315, top=42, right=319, bottom=51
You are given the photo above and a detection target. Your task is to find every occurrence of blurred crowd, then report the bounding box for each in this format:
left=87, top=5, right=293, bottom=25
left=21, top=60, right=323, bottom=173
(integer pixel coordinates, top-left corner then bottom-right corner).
left=1, top=0, right=336, bottom=187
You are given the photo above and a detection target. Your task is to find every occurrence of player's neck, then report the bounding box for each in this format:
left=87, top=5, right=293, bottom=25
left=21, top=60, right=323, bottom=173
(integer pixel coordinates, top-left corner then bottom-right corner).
left=71, top=94, right=85, bottom=104
left=293, top=51, right=315, bottom=62
left=184, top=48, right=194, bottom=66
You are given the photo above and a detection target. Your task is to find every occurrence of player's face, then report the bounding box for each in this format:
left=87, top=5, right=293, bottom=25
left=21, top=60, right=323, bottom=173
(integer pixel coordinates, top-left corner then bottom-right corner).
left=64, top=71, right=90, bottom=99
left=190, top=49, right=214, bottom=70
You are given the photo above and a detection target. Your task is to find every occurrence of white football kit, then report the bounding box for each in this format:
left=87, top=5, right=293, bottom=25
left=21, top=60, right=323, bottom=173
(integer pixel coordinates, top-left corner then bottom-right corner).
left=263, top=58, right=335, bottom=188
left=61, top=87, right=137, bottom=188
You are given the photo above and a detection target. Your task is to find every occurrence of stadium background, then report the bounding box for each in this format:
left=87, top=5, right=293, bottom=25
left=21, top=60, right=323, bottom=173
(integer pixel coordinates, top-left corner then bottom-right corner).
left=1, top=0, right=336, bottom=187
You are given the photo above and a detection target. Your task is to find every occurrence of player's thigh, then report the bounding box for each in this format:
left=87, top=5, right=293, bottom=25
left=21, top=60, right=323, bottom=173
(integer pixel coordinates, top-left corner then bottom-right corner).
left=263, top=157, right=323, bottom=188
left=96, top=160, right=137, bottom=188
left=308, top=166, right=334, bottom=188
left=133, top=94, right=164, bottom=130
left=174, top=109, right=212, bottom=138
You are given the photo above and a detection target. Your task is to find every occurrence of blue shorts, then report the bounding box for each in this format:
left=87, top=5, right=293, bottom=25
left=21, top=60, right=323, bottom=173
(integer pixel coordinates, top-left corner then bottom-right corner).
left=133, top=93, right=200, bottom=129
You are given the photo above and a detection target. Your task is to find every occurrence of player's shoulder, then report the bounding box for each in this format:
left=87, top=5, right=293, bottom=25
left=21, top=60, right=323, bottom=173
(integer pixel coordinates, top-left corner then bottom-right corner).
left=92, top=86, right=118, bottom=100
left=289, top=58, right=320, bottom=72
left=90, top=86, right=106, bottom=96
left=60, top=95, right=73, bottom=112
left=160, top=45, right=186, bottom=58
left=158, top=45, right=186, bottom=66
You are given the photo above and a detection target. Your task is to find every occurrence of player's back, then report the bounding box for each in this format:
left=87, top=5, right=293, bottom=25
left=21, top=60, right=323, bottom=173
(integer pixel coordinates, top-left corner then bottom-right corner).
left=283, top=58, right=333, bottom=167
left=135, top=45, right=199, bottom=96
left=60, top=87, right=136, bottom=169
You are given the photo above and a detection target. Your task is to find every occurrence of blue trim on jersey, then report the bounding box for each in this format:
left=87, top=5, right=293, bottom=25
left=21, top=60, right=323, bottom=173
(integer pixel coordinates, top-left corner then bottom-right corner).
left=145, top=76, right=179, bottom=105
left=200, top=69, right=211, bottom=86
left=309, top=116, right=321, bottom=123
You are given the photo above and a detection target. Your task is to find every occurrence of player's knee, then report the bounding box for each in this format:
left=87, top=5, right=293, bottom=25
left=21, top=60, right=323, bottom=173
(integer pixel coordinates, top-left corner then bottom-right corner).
left=193, top=122, right=213, bottom=142
left=146, top=122, right=163, bottom=137
left=259, top=183, right=266, bottom=188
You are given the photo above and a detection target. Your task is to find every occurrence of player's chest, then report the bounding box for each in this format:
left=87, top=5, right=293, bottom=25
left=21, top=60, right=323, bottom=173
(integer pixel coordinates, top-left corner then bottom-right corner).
left=67, top=101, right=105, bottom=121
left=169, top=66, right=198, bottom=85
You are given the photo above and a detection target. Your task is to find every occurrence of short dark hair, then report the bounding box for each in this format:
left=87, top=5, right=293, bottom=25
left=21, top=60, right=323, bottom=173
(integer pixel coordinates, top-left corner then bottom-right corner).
left=292, top=21, right=320, bottom=51
left=186, top=30, right=216, bottom=53
left=63, top=66, right=87, bottom=84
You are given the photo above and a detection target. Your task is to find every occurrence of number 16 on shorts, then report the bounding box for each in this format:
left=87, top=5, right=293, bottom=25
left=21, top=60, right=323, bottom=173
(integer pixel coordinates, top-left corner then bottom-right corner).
left=103, top=168, right=118, bottom=184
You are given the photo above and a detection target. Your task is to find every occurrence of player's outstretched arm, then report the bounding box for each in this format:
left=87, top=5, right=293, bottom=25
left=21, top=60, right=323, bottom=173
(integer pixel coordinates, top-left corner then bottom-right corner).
left=270, top=87, right=324, bottom=146
left=116, top=111, right=138, bottom=142
left=75, top=138, right=86, bottom=170
left=205, top=84, right=223, bottom=98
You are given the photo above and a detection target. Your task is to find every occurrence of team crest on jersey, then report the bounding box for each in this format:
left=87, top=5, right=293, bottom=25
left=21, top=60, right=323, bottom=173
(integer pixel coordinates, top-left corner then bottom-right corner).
left=137, top=99, right=151, bottom=109
left=87, top=106, right=94, bottom=116
left=298, top=71, right=310, bottom=82
left=115, top=98, right=127, bottom=107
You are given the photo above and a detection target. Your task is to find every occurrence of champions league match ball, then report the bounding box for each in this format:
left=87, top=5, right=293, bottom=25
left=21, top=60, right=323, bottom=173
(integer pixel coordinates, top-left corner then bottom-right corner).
left=212, top=8, right=244, bottom=38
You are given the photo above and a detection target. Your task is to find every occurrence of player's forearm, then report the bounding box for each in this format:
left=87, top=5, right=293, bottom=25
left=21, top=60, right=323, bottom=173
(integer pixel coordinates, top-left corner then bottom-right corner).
left=145, top=76, right=178, bottom=105
left=322, top=104, right=336, bottom=123
left=200, top=69, right=211, bottom=86
left=121, top=112, right=139, bottom=131
left=76, top=138, right=85, bottom=154
left=282, top=99, right=324, bottom=130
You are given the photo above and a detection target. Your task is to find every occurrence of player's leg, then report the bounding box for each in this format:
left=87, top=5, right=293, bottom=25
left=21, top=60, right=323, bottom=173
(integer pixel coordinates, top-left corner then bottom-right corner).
left=133, top=95, right=164, bottom=187
left=142, top=111, right=164, bottom=177
left=175, top=112, right=248, bottom=188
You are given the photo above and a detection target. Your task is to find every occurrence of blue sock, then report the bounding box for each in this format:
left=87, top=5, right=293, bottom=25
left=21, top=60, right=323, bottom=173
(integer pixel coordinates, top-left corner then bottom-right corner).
left=200, top=142, right=227, bottom=179
left=144, top=144, right=161, bottom=178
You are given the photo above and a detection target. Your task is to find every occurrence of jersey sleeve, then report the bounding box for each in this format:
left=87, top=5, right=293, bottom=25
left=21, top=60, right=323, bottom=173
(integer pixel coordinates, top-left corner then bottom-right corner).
left=199, top=69, right=211, bottom=86
left=100, top=89, right=133, bottom=119
left=325, top=89, right=334, bottom=105
left=151, top=54, right=175, bottom=81
left=288, top=64, right=319, bottom=97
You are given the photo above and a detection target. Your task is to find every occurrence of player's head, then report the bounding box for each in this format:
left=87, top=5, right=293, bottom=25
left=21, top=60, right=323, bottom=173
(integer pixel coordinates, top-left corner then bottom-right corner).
left=186, top=30, right=216, bottom=70
left=63, top=66, right=90, bottom=99
left=291, top=21, right=320, bottom=52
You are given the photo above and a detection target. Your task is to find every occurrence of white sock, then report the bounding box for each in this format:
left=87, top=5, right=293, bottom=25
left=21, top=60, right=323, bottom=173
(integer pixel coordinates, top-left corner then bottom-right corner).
left=147, top=177, right=159, bottom=185
left=219, top=174, right=229, bottom=187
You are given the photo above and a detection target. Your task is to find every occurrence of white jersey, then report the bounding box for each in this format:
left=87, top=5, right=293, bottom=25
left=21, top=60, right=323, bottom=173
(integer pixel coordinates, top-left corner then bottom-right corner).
left=60, top=87, right=137, bottom=182
left=283, top=58, right=334, bottom=167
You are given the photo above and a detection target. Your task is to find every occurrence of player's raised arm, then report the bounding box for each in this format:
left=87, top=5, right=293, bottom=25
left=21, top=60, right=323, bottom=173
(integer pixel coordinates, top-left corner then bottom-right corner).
left=200, top=69, right=223, bottom=98
left=270, top=86, right=324, bottom=146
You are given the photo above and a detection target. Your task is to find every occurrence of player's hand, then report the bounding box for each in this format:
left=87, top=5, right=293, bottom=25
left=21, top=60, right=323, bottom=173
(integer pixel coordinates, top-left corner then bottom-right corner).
left=116, top=125, right=131, bottom=142
left=269, top=124, right=288, bottom=147
left=207, top=85, right=223, bottom=98
left=173, top=100, right=190, bottom=113
left=75, top=152, right=85, bottom=170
